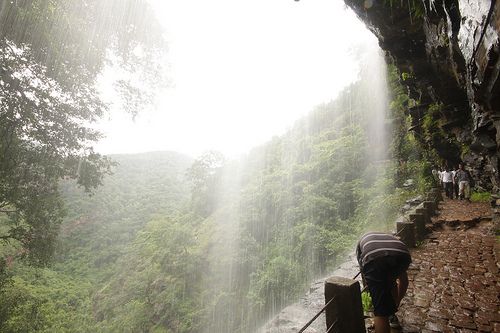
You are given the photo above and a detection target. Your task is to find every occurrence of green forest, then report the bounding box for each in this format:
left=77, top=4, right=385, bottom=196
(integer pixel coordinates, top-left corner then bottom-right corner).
left=0, top=1, right=436, bottom=332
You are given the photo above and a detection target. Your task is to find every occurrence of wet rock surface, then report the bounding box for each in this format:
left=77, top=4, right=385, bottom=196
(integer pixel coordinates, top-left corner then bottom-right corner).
left=258, top=253, right=361, bottom=333
left=343, top=0, right=500, bottom=192
left=397, top=199, right=500, bottom=333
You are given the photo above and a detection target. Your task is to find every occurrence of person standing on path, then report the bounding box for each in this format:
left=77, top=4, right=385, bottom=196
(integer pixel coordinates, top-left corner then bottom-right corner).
left=431, top=166, right=440, bottom=186
left=441, top=167, right=454, bottom=199
left=438, top=166, right=444, bottom=188
left=356, top=232, right=412, bottom=333
left=452, top=165, right=459, bottom=199
left=454, top=163, right=472, bottom=200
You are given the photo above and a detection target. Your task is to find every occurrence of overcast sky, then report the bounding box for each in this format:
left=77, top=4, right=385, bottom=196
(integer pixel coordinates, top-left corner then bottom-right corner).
left=95, top=0, right=378, bottom=158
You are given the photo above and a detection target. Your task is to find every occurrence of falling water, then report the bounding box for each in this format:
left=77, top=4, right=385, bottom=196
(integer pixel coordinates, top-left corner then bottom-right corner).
left=198, top=37, right=392, bottom=332
left=251, top=43, right=391, bottom=333
left=361, top=48, right=390, bottom=164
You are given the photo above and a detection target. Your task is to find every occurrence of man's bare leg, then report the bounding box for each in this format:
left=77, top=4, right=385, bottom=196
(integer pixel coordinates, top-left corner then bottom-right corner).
left=393, top=272, right=409, bottom=307
left=374, top=316, right=390, bottom=333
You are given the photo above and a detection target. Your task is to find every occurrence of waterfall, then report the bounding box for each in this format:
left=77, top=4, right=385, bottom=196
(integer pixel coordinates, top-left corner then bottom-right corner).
left=254, top=43, right=391, bottom=333
left=361, top=47, right=390, bottom=164
left=199, top=37, right=392, bottom=332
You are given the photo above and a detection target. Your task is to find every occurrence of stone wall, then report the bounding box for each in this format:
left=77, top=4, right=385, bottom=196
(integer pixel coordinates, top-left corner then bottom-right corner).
left=492, top=193, right=500, bottom=233
left=396, top=188, right=442, bottom=248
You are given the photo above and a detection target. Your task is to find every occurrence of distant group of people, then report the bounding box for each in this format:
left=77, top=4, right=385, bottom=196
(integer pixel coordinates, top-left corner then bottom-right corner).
left=432, top=163, right=474, bottom=200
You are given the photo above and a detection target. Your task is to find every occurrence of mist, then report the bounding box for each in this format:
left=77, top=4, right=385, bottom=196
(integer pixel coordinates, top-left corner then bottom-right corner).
left=96, top=0, right=377, bottom=158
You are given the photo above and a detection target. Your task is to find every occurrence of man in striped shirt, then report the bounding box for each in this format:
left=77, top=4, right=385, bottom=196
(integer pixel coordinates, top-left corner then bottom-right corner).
left=356, top=232, right=412, bottom=333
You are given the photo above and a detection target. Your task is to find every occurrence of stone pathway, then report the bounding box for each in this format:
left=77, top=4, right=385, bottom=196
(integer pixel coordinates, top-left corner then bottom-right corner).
left=397, top=198, right=500, bottom=333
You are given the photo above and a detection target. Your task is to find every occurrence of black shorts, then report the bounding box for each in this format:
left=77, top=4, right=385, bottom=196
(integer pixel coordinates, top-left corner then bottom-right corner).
left=361, top=255, right=411, bottom=317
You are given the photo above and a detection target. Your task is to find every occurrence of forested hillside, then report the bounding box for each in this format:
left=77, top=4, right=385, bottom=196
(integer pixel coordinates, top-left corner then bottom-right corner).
left=0, top=152, right=194, bottom=332
left=0, top=52, right=431, bottom=333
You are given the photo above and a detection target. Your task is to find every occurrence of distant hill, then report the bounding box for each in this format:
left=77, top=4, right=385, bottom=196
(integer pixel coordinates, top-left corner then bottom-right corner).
left=56, top=150, right=193, bottom=276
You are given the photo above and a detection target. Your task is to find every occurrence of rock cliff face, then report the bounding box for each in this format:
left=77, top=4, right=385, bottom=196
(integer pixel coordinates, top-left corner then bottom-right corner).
left=344, top=0, right=500, bottom=193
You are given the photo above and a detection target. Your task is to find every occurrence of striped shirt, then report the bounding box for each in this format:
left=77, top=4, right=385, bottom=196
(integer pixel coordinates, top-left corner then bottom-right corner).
left=356, top=232, right=411, bottom=267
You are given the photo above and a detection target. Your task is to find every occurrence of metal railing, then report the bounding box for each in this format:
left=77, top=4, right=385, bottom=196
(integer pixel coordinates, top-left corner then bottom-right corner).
left=297, top=296, right=336, bottom=333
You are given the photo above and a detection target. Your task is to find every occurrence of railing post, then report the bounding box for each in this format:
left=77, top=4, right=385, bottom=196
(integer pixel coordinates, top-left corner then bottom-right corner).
left=324, top=276, right=366, bottom=333
left=396, top=221, right=415, bottom=247
left=409, top=213, right=426, bottom=241
left=423, top=200, right=435, bottom=217
left=415, top=204, right=431, bottom=227
left=430, top=187, right=443, bottom=203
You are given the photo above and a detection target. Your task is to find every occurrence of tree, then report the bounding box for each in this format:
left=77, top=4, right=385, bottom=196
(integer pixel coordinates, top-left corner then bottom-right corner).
left=0, top=0, right=166, bottom=117
left=186, top=151, right=225, bottom=217
left=0, top=0, right=166, bottom=269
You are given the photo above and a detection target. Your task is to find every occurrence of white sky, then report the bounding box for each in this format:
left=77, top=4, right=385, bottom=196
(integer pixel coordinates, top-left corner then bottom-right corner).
left=95, top=0, right=378, bottom=158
